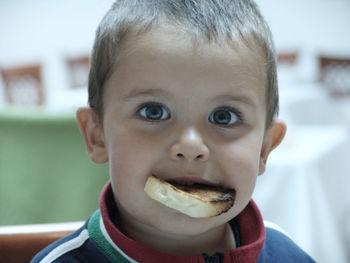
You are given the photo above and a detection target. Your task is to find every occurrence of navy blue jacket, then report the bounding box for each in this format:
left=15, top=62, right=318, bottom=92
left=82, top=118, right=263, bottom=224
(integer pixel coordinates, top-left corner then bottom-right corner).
left=32, top=183, right=315, bottom=263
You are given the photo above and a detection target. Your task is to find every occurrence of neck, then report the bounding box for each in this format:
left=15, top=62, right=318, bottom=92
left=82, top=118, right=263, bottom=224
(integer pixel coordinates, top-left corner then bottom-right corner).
left=117, top=211, right=236, bottom=255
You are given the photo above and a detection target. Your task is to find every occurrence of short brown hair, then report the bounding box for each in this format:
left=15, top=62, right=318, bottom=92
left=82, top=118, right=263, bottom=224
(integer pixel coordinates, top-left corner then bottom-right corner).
left=88, top=0, right=278, bottom=126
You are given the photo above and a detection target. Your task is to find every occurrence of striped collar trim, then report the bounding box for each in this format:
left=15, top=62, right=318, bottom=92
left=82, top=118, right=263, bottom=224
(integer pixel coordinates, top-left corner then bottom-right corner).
left=39, top=229, right=89, bottom=263
left=88, top=210, right=137, bottom=263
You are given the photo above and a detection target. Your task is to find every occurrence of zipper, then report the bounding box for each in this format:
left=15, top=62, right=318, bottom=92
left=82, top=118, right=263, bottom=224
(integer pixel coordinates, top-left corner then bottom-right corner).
left=201, top=219, right=240, bottom=263
left=202, top=253, right=223, bottom=263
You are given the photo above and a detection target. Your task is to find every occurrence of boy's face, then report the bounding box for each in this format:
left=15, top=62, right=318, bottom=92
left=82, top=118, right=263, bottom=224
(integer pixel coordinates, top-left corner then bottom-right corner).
left=78, top=28, right=285, bottom=237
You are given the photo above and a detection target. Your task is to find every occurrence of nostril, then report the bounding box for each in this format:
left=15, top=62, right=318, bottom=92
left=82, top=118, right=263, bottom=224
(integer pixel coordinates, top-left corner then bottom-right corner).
left=176, top=153, right=206, bottom=160
left=177, top=153, right=184, bottom=159
left=196, top=154, right=203, bottom=160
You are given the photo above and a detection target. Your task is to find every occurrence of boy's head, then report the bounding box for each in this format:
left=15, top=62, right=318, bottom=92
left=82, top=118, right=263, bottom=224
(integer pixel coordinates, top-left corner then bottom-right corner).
left=88, top=0, right=278, bottom=126
left=77, top=0, right=286, bottom=253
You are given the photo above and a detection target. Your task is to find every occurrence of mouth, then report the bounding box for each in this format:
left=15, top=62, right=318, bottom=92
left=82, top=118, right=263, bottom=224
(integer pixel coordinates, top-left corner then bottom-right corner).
left=145, top=175, right=236, bottom=218
left=164, top=176, right=217, bottom=187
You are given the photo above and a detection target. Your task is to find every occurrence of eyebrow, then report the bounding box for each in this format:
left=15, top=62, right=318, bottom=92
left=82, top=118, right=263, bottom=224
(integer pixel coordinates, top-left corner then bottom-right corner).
left=123, top=88, right=256, bottom=107
left=122, top=88, right=172, bottom=100
left=211, top=94, right=257, bottom=107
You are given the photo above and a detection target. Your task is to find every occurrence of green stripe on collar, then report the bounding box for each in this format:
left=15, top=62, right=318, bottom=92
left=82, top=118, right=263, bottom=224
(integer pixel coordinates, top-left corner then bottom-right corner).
left=88, top=210, right=131, bottom=263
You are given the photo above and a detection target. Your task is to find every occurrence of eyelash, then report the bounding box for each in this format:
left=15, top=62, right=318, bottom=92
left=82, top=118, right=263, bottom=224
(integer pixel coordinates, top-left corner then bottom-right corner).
left=136, top=103, right=243, bottom=126
left=136, top=102, right=171, bottom=122
left=229, top=107, right=243, bottom=121
left=209, top=107, right=243, bottom=127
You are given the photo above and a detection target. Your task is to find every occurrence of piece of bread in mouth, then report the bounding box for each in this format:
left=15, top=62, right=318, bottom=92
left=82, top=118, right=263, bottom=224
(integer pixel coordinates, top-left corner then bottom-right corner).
left=144, top=175, right=235, bottom=218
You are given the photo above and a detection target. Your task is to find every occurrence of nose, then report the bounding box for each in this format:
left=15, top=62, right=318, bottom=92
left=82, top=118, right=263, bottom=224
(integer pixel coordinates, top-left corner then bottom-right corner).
left=169, top=128, right=210, bottom=162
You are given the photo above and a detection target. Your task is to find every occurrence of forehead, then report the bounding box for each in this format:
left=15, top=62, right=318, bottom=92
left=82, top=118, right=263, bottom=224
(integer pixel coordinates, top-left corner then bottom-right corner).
left=106, top=27, right=267, bottom=107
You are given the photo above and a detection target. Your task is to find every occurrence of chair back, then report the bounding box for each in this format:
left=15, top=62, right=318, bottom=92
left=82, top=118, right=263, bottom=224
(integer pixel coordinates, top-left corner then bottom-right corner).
left=319, top=56, right=350, bottom=96
left=277, top=51, right=298, bottom=66
left=0, top=222, right=82, bottom=263
left=1, top=64, right=44, bottom=106
left=66, top=55, right=90, bottom=89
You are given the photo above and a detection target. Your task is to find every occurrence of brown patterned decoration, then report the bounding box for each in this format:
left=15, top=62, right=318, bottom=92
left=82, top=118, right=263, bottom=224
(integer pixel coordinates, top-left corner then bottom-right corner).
left=319, top=56, right=350, bottom=96
left=277, top=52, right=298, bottom=65
left=66, top=56, right=90, bottom=89
left=1, top=64, right=44, bottom=106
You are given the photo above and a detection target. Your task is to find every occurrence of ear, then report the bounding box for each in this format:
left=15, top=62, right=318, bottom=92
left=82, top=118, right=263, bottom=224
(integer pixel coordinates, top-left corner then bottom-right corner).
left=258, top=120, right=286, bottom=175
left=76, top=107, right=108, bottom=163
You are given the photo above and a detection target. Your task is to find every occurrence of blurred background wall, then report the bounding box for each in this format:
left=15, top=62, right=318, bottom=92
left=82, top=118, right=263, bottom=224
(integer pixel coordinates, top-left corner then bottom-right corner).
left=258, top=0, right=350, bottom=79
left=0, top=0, right=112, bottom=109
left=0, top=0, right=349, bottom=109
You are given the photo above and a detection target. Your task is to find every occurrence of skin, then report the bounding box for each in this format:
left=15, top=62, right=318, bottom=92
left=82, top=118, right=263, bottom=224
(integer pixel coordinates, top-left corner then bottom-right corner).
left=77, top=28, right=286, bottom=256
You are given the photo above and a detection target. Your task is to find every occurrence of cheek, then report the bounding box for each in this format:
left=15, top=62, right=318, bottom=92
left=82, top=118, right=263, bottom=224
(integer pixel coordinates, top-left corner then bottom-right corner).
left=107, top=138, right=156, bottom=217
left=106, top=129, right=163, bottom=193
left=218, top=145, right=260, bottom=215
left=217, top=140, right=262, bottom=195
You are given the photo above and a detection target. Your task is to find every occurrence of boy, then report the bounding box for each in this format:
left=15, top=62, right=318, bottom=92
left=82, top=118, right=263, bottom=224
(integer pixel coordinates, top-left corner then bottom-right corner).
left=32, top=0, right=315, bottom=262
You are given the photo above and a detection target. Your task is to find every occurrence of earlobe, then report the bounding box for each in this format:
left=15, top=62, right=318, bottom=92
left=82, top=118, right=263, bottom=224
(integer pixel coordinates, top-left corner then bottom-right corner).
left=76, top=107, right=108, bottom=163
left=258, top=120, right=286, bottom=175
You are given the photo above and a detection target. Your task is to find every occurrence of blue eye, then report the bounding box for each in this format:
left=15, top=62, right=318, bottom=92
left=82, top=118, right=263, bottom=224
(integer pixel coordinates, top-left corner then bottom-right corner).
left=138, top=103, right=170, bottom=121
left=209, top=108, right=240, bottom=126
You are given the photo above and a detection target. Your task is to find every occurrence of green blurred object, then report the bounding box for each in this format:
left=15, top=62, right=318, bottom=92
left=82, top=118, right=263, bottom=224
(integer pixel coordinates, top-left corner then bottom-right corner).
left=0, top=107, right=109, bottom=225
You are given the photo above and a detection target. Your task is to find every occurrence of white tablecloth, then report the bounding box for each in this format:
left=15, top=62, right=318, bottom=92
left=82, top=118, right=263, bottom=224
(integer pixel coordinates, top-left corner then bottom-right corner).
left=253, top=125, right=350, bottom=263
